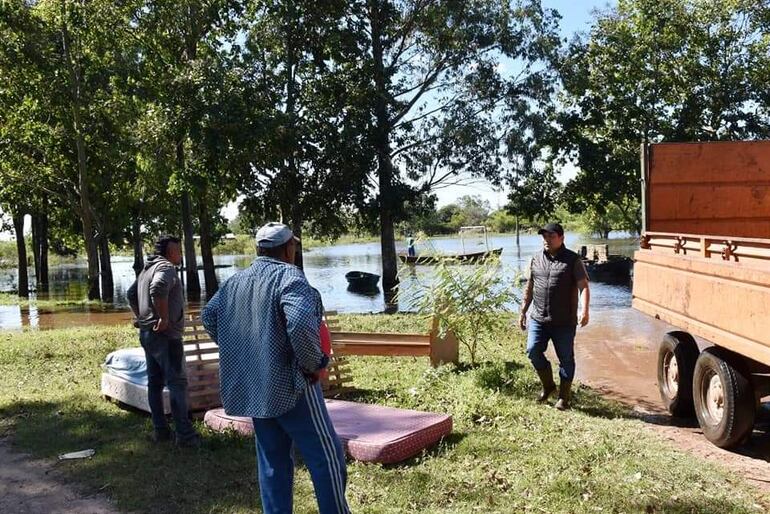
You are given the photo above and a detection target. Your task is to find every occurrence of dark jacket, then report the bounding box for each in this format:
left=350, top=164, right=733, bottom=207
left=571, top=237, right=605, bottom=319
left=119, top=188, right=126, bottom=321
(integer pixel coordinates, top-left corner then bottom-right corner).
left=528, top=246, right=587, bottom=327
left=127, top=255, right=184, bottom=339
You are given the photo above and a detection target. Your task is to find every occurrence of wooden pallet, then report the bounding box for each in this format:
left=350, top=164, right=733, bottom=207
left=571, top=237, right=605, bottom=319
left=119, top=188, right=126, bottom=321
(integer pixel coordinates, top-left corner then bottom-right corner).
left=323, top=311, right=459, bottom=367
left=182, top=314, right=355, bottom=407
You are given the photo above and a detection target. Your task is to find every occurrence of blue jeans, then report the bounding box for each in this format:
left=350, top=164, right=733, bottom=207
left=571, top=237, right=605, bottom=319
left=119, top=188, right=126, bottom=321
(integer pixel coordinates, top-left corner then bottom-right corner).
left=526, top=318, right=576, bottom=381
left=139, top=329, right=197, bottom=441
left=252, top=383, right=349, bottom=514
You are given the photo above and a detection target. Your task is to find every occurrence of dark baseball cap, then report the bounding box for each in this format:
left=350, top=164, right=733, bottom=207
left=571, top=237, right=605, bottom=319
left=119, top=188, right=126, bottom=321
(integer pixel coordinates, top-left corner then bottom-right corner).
left=537, top=223, right=564, bottom=236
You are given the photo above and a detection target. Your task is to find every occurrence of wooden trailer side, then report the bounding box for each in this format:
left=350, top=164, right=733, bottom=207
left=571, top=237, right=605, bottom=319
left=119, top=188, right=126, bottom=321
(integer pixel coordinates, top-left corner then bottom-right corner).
left=633, top=241, right=770, bottom=367
left=646, top=141, right=770, bottom=239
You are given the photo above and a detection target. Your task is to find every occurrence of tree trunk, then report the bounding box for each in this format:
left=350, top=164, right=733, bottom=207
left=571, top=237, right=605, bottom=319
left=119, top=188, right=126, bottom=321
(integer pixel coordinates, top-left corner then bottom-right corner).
left=98, top=235, right=114, bottom=303
left=38, top=203, right=49, bottom=293
left=31, top=214, right=40, bottom=289
left=370, top=0, right=399, bottom=292
left=197, top=192, right=218, bottom=298
left=283, top=10, right=303, bottom=270
left=515, top=215, right=520, bottom=246
left=61, top=8, right=100, bottom=300
left=132, top=212, right=144, bottom=276
left=12, top=210, right=29, bottom=298
left=290, top=203, right=304, bottom=270
left=178, top=144, right=201, bottom=301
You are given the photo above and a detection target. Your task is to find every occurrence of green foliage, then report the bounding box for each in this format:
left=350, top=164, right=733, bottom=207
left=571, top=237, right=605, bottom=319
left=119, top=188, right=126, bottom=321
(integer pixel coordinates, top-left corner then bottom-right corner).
left=406, top=256, right=520, bottom=366
left=210, top=235, right=255, bottom=257
left=486, top=209, right=518, bottom=233
left=506, top=163, right=562, bottom=223
left=577, top=202, right=640, bottom=238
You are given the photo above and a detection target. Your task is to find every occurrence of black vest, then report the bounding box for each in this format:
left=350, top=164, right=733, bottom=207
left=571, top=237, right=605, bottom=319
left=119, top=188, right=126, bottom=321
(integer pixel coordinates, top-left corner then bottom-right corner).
left=529, top=247, right=581, bottom=327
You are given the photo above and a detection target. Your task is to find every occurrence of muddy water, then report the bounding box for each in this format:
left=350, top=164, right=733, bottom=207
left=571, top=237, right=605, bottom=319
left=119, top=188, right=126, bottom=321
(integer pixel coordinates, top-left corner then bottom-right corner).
left=572, top=308, right=672, bottom=412
left=0, top=232, right=638, bottom=330
left=0, top=305, right=132, bottom=331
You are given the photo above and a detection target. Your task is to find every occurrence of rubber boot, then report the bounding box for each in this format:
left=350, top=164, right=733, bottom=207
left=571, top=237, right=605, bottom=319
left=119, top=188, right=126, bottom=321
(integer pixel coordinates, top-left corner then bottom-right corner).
left=555, top=380, right=572, bottom=411
left=535, top=366, right=556, bottom=403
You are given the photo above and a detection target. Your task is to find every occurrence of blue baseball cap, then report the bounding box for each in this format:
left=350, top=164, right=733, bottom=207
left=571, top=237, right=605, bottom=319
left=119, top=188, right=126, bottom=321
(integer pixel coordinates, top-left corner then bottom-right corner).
left=255, top=222, right=299, bottom=248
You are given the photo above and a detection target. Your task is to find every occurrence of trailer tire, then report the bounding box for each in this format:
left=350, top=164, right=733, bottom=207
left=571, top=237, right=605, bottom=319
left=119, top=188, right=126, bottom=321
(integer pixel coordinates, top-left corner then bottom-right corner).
left=693, top=348, right=755, bottom=449
left=657, top=333, right=699, bottom=417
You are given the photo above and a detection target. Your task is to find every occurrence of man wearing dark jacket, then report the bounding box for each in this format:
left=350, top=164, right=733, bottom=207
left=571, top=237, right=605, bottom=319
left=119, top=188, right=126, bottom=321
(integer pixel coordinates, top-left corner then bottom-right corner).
left=127, top=235, right=199, bottom=446
left=518, top=223, right=590, bottom=410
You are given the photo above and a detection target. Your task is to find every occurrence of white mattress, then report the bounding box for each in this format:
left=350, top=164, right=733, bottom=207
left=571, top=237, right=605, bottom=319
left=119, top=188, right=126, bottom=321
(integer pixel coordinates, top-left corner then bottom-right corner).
left=101, top=373, right=171, bottom=414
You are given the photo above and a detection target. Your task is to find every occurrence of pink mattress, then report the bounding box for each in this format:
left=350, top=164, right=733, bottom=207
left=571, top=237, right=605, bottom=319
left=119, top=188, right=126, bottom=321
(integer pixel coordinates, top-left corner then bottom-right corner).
left=204, top=400, right=452, bottom=464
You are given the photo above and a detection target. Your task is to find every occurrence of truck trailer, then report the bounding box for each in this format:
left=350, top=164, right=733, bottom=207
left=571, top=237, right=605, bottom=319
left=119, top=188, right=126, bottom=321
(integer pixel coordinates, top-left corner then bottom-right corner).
left=633, top=140, right=770, bottom=448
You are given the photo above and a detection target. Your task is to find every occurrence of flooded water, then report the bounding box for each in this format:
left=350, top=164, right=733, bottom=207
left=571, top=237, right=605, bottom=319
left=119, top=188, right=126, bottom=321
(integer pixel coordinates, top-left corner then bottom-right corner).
left=0, top=232, right=637, bottom=330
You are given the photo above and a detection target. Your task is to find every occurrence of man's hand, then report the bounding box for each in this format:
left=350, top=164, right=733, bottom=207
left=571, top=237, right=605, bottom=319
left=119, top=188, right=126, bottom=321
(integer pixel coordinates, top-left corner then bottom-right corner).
left=518, top=313, right=527, bottom=331
left=153, top=318, right=169, bottom=332
left=579, top=311, right=589, bottom=327
left=305, top=371, right=320, bottom=384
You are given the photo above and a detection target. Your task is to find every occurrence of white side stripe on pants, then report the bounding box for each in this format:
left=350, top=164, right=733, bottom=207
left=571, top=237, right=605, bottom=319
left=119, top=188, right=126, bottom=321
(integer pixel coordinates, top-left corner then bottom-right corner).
left=305, top=386, right=349, bottom=513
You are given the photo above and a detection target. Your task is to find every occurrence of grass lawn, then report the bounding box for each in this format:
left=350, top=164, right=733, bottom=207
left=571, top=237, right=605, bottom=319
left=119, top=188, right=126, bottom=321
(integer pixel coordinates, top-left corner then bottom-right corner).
left=0, top=314, right=767, bottom=513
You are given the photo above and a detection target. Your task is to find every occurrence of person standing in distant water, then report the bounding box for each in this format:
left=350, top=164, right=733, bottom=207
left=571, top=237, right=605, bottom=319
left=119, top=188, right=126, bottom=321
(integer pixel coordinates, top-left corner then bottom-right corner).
left=407, top=236, right=416, bottom=257
left=127, top=235, right=200, bottom=447
left=518, top=223, right=590, bottom=410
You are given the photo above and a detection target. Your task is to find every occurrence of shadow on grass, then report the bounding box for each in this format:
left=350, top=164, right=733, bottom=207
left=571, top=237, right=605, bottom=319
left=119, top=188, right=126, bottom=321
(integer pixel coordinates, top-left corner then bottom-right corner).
left=330, top=387, right=399, bottom=404
left=380, top=431, right=467, bottom=470
left=472, top=360, right=635, bottom=420
left=1, top=399, right=261, bottom=514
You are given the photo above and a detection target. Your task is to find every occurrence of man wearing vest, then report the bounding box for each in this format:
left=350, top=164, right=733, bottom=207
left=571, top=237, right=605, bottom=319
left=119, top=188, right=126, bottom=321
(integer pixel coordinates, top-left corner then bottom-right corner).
left=518, top=223, right=590, bottom=410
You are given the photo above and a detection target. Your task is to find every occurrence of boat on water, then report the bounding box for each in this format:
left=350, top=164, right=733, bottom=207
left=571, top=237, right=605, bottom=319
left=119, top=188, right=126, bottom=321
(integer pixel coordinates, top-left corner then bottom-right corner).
left=583, top=256, right=633, bottom=283
left=399, top=225, right=502, bottom=265
left=398, top=247, right=503, bottom=264
left=579, top=244, right=632, bottom=282
left=345, top=271, right=380, bottom=290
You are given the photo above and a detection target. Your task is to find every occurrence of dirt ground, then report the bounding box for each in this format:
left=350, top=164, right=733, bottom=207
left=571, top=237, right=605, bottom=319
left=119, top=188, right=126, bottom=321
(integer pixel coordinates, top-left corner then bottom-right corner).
left=0, top=439, right=118, bottom=514
left=572, top=308, right=770, bottom=492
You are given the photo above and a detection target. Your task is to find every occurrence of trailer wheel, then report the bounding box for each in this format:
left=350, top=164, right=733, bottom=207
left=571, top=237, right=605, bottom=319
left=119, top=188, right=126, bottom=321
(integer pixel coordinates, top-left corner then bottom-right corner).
left=693, top=348, right=755, bottom=449
left=657, top=333, right=699, bottom=417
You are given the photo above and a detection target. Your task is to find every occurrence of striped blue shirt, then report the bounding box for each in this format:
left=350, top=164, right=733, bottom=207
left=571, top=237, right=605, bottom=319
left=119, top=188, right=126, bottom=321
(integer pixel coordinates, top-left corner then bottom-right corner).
left=201, top=257, right=328, bottom=418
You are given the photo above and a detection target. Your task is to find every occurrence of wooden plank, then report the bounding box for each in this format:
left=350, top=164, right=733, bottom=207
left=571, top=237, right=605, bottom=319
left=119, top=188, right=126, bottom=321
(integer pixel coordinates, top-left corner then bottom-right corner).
left=649, top=141, right=770, bottom=184
left=331, top=332, right=431, bottom=344
left=187, top=376, right=219, bottom=384
left=183, top=347, right=220, bottom=357
left=188, top=389, right=221, bottom=399
left=333, top=340, right=430, bottom=349
left=645, top=231, right=770, bottom=245
left=331, top=344, right=429, bottom=357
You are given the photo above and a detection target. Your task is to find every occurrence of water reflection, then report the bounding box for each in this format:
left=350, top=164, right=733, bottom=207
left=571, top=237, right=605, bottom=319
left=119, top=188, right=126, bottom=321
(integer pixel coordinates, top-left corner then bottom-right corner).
left=0, top=232, right=638, bottom=330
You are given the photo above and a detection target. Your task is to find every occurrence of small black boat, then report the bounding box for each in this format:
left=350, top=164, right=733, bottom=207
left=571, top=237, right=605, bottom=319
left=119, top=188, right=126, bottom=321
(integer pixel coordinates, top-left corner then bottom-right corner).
left=583, top=256, right=633, bottom=283
left=345, top=271, right=380, bottom=290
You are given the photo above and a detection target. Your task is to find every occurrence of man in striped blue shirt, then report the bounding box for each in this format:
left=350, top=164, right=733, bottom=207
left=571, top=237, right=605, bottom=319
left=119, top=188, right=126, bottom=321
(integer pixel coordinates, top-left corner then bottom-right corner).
left=202, top=222, right=349, bottom=514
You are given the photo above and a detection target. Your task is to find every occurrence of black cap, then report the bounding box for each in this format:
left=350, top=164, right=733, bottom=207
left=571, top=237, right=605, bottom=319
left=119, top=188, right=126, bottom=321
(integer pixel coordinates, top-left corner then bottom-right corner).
left=537, top=223, right=564, bottom=236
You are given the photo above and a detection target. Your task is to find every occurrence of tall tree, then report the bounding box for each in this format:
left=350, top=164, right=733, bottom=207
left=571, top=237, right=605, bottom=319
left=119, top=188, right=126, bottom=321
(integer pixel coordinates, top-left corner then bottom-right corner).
left=239, top=0, right=373, bottom=266
left=352, top=0, right=560, bottom=291
left=133, top=0, right=246, bottom=299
